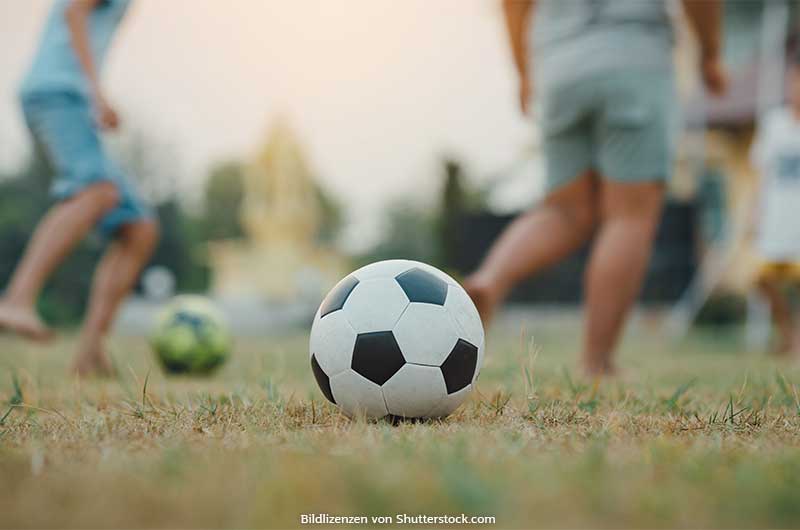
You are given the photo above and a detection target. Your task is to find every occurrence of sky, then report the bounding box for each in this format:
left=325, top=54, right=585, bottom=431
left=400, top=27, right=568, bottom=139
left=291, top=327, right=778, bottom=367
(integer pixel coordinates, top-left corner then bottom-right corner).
left=0, top=0, right=540, bottom=249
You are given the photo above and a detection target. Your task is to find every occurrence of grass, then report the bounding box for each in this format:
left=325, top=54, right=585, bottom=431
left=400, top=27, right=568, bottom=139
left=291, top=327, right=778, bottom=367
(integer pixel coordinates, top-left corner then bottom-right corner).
left=2, top=318, right=800, bottom=529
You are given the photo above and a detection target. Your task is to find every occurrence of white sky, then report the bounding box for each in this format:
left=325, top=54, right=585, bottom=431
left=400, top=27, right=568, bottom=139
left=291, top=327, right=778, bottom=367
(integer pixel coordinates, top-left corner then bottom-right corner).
left=0, top=0, right=538, bottom=249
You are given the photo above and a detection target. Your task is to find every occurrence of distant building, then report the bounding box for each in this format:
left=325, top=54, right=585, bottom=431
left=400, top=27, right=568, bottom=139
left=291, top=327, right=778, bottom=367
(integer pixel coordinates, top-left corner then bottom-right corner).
left=208, top=118, right=347, bottom=303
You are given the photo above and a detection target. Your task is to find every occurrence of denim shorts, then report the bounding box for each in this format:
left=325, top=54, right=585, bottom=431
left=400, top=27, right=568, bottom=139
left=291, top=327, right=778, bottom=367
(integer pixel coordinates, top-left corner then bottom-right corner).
left=537, top=69, right=678, bottom=191
left=20, top=91, right=152, bottom=237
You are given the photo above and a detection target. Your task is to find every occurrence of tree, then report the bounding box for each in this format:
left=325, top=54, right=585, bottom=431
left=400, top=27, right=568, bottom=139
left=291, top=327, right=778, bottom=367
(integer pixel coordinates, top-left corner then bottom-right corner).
left=201, top=161, right=246, bottom=241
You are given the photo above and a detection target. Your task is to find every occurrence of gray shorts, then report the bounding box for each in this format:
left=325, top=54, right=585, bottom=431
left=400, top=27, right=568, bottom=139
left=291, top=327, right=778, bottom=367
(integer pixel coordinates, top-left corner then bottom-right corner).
left=537, top=69, right=678, bottom=190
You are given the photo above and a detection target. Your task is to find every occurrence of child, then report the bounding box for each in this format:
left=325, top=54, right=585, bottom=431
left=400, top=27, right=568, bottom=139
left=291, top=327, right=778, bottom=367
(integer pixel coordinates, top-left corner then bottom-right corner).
left=465, top=0, right=725, bottom=377
left=750, top=58, right=800, bottom=355
left=0, top=0, right=158, bottom=376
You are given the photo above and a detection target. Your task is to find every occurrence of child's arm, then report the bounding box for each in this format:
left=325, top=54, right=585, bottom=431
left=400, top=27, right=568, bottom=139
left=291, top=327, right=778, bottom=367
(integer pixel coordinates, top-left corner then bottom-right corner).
left=65, top=0, right=119, bottom=130
left=502, top=0, right=536, bottom=115
left=681, top=0, right=727, bottom=96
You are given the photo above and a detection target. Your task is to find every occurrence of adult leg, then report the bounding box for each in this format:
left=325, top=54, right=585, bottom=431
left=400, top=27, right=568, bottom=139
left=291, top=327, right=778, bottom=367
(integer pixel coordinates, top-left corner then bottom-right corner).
left=583, top=180, right=665, bottom=376
left=465, top=171, right=598, bottom=324
left=0, top=182, right=120, bottom=340
left=757, top=277, right=793, bottom=355
left=73, top=219, right=159, bottom=376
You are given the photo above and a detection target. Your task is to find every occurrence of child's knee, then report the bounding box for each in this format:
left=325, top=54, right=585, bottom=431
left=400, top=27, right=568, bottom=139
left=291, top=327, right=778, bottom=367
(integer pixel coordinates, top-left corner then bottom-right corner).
left=601, top=181, right=665, bottom=223
left=87, top=181, right=121, bottom=212
left=551, top=201, right=597, bottom=238
left=545, top=175, right=599, bottom=235
left=121, top=219, right=160, bottom=252
left=136, top=219, right=160, bottom=248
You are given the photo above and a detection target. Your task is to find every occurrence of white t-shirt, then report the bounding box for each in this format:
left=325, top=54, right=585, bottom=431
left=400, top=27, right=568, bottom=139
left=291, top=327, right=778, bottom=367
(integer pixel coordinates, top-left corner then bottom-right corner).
left=750, top=107, right=800, bottom=260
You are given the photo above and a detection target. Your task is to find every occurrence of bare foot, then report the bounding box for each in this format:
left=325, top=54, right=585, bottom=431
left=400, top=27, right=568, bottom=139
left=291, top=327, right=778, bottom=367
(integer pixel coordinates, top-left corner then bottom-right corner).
left=72, top=349, right=116, bottom=378
left=0, top=301, right=54, bottom=342
left=581, top=357, right=618, bottom=380
left=582, top=364, right=635, bottom=385
left=464, top=273, right=501, bottom=326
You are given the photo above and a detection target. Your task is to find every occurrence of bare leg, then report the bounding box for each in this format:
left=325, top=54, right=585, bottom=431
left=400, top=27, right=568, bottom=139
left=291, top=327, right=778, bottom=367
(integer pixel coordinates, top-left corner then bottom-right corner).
left=465, top=172, right=598, bottom=324
left=73, top=219, right=159, bottom=377
left=0, top=182, right=119, bottom=340
left=583, top=180, right=664, bottom=376
left=757, top=277, right=793, bottom=355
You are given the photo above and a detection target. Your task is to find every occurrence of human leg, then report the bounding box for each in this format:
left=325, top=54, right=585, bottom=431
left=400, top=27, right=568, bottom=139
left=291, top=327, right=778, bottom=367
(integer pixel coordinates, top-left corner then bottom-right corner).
left=73, top=219, right=159, bottom=376
left=0, top=182, right=119, bottom=340
left=465, top=172, right=598, bottom=324
left=757, top=273, right=794, bottom=355
left=582, top=180, right=665, bottom=375
left=580, top=69, right=675, bottom=375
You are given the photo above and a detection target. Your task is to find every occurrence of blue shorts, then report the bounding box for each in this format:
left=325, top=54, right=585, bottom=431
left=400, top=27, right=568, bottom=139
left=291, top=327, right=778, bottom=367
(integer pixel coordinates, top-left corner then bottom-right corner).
left=20, top=91, right=152, bottom=237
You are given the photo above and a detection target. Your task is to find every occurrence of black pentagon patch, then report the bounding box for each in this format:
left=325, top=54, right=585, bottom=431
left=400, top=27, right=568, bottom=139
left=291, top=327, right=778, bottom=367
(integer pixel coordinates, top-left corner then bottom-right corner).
left=395, top=268, right=447, bottom=305
left=352, top=331, right=406, bottom=386
left=440, top=339, right=478, bottom=394
left=319, top=275, right=359, bottom=318
left=172, top=310, right=206, bottom=332
left=159, top=355, right=194, bottom=375
left=311, top=354, right=336, bottom=404
left=384, top=415, right=431, bottom=426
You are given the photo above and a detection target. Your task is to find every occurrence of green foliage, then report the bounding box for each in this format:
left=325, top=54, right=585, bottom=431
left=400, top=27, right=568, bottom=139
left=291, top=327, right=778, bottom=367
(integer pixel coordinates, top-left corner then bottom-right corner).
left=357, top=202, right=441, bottom=267
left=664, top=378, right=697, bottom=411
left=437, top=158, right=487, bottom=266
left=150, top=201, right=210, bottom=293
left=0, top=373, right=23, bottom=426
left=314, top=183, right=343, bottom=244
left=196, top=159, right=342, bottom=245
left=359, top=157, right=486, bottom=268
left=200, top=161, right=246, bottom=241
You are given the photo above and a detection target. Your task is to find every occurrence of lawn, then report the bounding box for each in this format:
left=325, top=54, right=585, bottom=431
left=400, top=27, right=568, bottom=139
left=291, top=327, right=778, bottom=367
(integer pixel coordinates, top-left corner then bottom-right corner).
left=2, top=316, right=800, bottom=529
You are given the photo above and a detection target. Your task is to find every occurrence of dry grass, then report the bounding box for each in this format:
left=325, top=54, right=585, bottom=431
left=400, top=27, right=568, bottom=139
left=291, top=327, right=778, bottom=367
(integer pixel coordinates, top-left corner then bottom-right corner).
left=2, top=321, right=800, bottom=529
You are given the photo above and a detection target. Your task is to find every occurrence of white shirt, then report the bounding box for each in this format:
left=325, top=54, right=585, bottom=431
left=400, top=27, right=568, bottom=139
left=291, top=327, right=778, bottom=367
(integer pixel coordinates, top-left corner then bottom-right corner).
left=750, top=107, right=800, bottom=260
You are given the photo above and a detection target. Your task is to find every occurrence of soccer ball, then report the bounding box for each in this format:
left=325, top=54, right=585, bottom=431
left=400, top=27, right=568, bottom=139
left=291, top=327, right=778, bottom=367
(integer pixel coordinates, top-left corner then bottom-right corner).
left=151, top=295, right=232, bottom=375
left=309, top=260, right=484, bottom=419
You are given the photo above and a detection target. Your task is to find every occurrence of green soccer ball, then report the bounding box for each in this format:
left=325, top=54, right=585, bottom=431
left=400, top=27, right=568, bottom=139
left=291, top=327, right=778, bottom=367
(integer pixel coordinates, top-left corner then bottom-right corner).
left=151, top=295, right=232, bottom=375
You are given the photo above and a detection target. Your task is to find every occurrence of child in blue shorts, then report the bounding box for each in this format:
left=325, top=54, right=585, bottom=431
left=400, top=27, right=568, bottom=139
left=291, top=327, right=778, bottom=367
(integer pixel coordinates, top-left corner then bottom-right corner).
left=0, top=0, right=158, bottom=376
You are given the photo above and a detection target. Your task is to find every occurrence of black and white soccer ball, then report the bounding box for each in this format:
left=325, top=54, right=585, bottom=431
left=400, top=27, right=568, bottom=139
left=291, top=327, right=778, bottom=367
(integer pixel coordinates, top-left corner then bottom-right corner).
left=309, top=260, right=484, bottom=419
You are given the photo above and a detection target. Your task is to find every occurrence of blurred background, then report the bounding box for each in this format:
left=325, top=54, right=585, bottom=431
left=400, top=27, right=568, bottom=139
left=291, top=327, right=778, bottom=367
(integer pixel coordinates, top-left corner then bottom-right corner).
left=0, top=0, right=798, bottom=341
